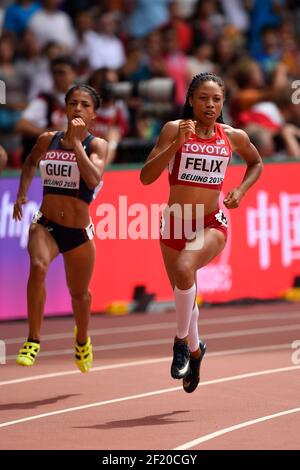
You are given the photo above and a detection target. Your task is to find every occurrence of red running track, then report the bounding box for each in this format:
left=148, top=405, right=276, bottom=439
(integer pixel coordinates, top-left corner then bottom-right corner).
left=0, top=301, right=300, bottom=450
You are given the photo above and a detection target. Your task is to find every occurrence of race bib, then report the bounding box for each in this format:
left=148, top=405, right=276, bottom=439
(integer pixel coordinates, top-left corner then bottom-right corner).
left=178, top=152, right=229, bottom=186
left=40, top=151, right=80, bottom=190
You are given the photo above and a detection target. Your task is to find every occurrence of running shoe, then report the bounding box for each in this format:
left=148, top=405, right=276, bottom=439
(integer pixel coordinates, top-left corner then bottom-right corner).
left=74, top=326, right=93, bottom=373
left=16, top=341, right=40, bottom=366
left=183, top=340, right=206, bottom=393
left=170, top=339, right=190, bottom=379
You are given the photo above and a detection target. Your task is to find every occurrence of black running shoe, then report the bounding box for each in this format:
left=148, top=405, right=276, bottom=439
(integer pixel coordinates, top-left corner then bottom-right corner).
left=171, top=340, right=190, bottom=379
left=182, top=340, right=206, bottom=393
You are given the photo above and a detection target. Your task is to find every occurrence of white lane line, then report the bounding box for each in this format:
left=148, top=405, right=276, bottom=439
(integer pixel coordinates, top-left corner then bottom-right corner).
left=4, top=323, right=176, bottom=345
left=0, top=358, right=170, bottom=386
left=4, top=311, right=300, bottom=345
left=0, top=343, right=292, bottom=387
left=0, top=365, right=299, bottom=429
left=173, top=408, right=300, bottom=450
left=5, top=323, right=300, bottom=361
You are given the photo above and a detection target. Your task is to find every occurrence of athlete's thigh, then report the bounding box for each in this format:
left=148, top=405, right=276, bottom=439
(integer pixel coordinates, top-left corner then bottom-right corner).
left=63, top=240, right=95, bottom=293
left=160, top=241, right=181, bottom=289
left=27, top=223, right=59, bottom=264
left=180, top=227, right=226, bottom=271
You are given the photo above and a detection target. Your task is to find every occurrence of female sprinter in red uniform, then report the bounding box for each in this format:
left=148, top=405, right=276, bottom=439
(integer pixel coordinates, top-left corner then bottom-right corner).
left=140, top=73, right=263, bottom=393
left=13, top=85, right=108, bottom=372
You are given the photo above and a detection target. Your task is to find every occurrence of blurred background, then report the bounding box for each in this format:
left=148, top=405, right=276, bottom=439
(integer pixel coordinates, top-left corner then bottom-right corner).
left=1, top=0, right=300, bottom=166
left=0, top=0, right=300, bottom=320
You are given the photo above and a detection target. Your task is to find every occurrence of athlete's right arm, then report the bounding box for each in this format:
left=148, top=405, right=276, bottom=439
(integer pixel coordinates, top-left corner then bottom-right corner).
left=140, top=120, right=196, bottom=184
left=13, top=132, right=54, bottom=221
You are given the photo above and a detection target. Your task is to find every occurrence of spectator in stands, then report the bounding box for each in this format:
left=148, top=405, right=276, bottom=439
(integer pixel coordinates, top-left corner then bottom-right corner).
left=123, top=0, right=171, bottom=38
left=247, top=0, right=286, bottom=57
left=163, top=27, right=189, bottom=107
left=274, top=85, right=300, bottom=158
left=136, top=109, right=161, bottom=142
left=279, top=123, right=300, bottom=159
left=121, top=38, right=151, bottom=84
left=28, top=0, right=77, bottom=52
left=236, top=86, right=300, bottom=160
left=73, top=10, right=93, bottom=77
left=187, top=41, right=215, bottom=82
left=244, top=124, right=277, bottom=159
left=15, top=28, right=41, bottom=98
left=254, top=25, right=283, bottom=77
left=289, top=0, right=300, bottom=40
left=26, top=40, right=66, bottom=100
left=3, top=0, right=41, bottom=38
left=61, top=0, right=97, bottom=18
left=230, top=58, right=288, bottom=125
left=245, top=121, right=300, bottom=161
left=80, top=11, right=126, bottom=71
left=0, top=34, right=27, bottom=167
left=16, top=55, right=77, bottom=161
left=192, top=0, right=225, bottom=44
left=146, top=30, right=166, bottom=78
left=88, top=68, right=130, bottom=164
left=166, top=1, right=193, bottom=53
left=213, top=36, right=241, bottom=76
left=219, top=0, right=249, bottom=33
left=280, top=17, right=300, bottom=77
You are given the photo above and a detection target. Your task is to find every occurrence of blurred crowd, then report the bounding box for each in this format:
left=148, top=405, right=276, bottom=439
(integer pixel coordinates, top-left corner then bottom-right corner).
left=0, top=0, right=300, bottom=168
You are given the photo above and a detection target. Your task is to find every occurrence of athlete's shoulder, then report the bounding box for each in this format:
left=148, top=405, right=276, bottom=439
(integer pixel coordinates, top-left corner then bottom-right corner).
left=89, top=136, right=108, bottom=157
left=221, top=124, right=249, bottom=142
left=90, top=135, right=107, bottom=145
left=159, top=120, right=181, bottom=137
left=36, top=131, right=57, bottom=148
left=220, top=124, right=251, bottom=151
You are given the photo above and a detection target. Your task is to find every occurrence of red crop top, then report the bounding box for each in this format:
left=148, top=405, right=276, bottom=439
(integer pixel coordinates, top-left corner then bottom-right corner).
left=168, top=123, right=232, bottom=190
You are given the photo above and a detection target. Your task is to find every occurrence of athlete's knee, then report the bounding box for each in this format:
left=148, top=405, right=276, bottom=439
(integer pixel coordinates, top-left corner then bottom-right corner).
left=29, top=257, right=49, bottom=279
left=69, top=289, right=91, bottom=304
left=173, top=259, right=195, bottom=285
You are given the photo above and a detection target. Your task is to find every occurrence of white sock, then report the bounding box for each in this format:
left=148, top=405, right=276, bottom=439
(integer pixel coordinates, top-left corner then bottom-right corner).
left=174, top=283, right=196, bottom=339
left=188, top=304, right=200, bottom=352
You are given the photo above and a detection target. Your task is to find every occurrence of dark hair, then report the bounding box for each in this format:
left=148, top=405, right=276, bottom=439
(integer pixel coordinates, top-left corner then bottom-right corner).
left=182, top=72, right=225, bottom=123
left=65, top=84, right=101, bottom=110
left=50, top=55, right=77, bottom=71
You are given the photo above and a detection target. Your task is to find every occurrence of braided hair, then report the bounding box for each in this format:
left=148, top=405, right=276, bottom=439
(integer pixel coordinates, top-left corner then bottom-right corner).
left=65, top=84, right=101, bottom=110
left=182, top=73, right=225, bottom=123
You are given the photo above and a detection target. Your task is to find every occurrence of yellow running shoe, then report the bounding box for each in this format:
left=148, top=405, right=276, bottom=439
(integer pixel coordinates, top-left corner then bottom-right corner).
left=74, top=327, right=93, bottom=373
left=16, top=341, right=40, bottom=366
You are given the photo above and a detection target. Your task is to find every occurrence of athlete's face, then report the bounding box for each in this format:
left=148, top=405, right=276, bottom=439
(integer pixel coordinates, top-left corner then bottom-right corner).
left=66, top=90, right=96, bottom=125
left=189, top=81, right=224, bottom=124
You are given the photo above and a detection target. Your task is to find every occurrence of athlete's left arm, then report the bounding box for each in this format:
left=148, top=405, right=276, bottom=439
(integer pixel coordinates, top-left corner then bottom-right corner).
left=224, top=128, right=263, bottom=209
left=0, top=145, right=7, bottom=173
left=74, top=137, right=108, bottom=189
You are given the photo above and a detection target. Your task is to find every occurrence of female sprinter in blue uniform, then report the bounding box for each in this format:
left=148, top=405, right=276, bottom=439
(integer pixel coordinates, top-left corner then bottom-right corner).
left=13, top=85, right=108, bottom=372
left=140, top=73, right=263, bottom=393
